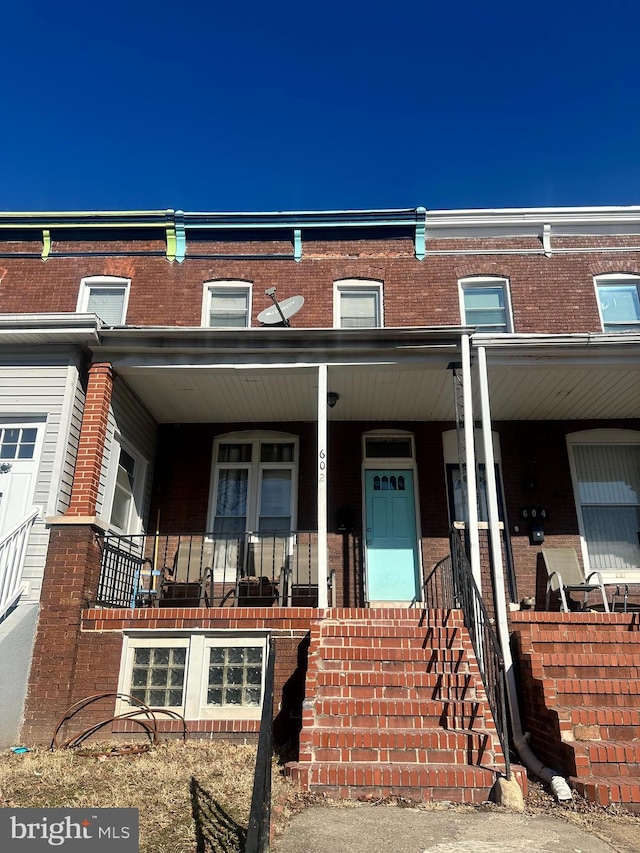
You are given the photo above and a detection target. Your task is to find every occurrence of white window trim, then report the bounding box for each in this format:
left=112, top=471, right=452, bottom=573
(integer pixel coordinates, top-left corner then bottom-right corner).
left=77, top=275, right=131, bottom=325
left=206, top=430, right=299, bottom=534
left=333, top=279, right=383, bottom=329
left=567, top=429, right=640, bottom=581
left=116, top=631, right=269, bottom=721
left=103, top=434, right=148, bottom=535
left=594, top=273, right=640, bottom=333
left=201, top=280, right=253, bottom=328
left=458, top=275, right=513, bottom=333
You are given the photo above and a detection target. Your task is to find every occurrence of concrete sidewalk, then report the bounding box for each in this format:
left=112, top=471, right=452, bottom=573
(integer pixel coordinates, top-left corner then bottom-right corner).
left=272, top=804, right=620, bottom=853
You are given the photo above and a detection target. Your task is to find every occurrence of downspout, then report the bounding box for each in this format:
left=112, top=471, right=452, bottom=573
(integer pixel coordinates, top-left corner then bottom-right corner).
left=476, top=344, right=572, bottom=801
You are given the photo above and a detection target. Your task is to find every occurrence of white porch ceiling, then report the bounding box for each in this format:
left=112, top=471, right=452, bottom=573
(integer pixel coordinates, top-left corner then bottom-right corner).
left=118, top=360, right=640, bottom=424
left=118, top=364, right=458, bottom=423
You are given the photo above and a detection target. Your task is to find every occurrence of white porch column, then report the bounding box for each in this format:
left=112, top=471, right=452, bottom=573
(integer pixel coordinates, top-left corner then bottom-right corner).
left=477, top=345, right=509, bottom=609
left=316, top=363, right=329, bottom=608
left=461, top=334, right=481, bottom=590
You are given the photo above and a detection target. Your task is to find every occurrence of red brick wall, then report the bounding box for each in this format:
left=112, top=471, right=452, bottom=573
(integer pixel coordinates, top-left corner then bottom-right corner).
left=22, top=524, right=105, bottom=744
left=2, top=230, right=640, bottom=333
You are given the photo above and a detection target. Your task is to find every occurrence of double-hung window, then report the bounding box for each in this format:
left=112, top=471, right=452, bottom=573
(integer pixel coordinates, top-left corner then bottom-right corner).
left=568, top=430, right=640, bottom=577
left=459, top=276, right=512, bottom=333
left=202, top=282, right=252, bottom=328
left=78, top=276, right=130, bottom=325
left=595, top=274, right=640, bottom=333
left=334, top=280, right=383, bottom=328
left=209, top=433, right=297, bottom=534
left=106, top=437, right=147, bottom=534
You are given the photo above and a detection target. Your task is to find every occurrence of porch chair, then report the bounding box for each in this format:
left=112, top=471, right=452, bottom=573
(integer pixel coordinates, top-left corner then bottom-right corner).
left=542, top=547, right=611, bottom=613
left=161, top=540, right=215, bottom=607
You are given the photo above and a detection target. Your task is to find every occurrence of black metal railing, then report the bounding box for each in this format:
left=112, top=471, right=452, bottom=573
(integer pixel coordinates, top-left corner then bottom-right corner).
left=96, top=531, right=319, bottom=609
left=245, top=637, right=276, bottom=853
left=422, top=528, right=511, bottom=778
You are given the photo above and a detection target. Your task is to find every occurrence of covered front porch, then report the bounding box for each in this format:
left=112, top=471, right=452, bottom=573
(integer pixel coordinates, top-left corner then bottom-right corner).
left=84, top=326, right=640, bottom=615
left=90, top=325, right=472, bottom=612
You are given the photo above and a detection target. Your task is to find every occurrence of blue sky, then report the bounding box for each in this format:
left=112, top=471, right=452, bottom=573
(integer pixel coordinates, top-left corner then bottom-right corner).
left=2, top=1, right=639, bottom=212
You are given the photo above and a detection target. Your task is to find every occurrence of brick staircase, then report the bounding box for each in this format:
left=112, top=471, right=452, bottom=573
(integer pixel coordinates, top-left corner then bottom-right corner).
left=286, top=608, right=509, bottom=803
left=512, top=611, right=640, bottom=810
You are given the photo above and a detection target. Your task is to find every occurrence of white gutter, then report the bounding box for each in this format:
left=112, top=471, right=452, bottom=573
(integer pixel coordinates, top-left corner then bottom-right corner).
left=476, top=345, right=572, bottom=801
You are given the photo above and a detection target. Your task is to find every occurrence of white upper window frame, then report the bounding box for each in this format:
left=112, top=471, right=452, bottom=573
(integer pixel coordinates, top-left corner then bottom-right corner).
left=201, top=280, right=253, bottom=328
left=458, top=275, right=513, bottom=333
left=333, top=279, right=384, bottom=329
left=77, top=275, right=131, bottom=325
left=594, top=273, right=640, bottom=333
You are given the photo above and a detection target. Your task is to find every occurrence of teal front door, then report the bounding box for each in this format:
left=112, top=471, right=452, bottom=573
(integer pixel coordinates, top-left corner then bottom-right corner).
left=365, top=469, right=420, bottom=602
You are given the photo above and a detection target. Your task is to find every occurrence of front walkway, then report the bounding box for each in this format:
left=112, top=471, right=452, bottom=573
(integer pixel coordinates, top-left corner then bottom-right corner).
left=273, top=804, right=620, bottom=853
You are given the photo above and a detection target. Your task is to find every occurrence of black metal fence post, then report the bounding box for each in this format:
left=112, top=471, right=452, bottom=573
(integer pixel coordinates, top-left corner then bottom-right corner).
left=246, top=637, right=276, bottom=853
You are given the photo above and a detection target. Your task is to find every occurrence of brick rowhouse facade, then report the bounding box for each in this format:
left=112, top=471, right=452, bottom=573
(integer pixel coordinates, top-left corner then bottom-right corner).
left=3, top=206, right=640, bottom=804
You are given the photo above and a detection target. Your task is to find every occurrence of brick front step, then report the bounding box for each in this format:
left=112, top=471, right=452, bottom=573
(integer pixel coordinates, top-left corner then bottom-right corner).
left=314, top=672, right=476, bottom=701
left=544, top=652, right=640, bottom=679
left=302, top=728, right=497, bottom=766
left=566, top=706, right=640, bottom=730
left=568, top=775, right=640, bottom=811
left=569, top=740, right=640, bottom=778
left=289, top=611, right=506, bottom=802
left=286, top=761, right=500, bottom=804
left=549, top=677, right=640, bottom=708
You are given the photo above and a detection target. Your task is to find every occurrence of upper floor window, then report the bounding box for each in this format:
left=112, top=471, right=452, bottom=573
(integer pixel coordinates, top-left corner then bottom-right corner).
left=77, top=276, right=130, bottom=325
left=459, top=276, right=512, bottom=333
left=202, top=281, right=252, bottom=328
left=334, top=280, right=383, bottom=328
left=595, top=274, right=640, bottom=333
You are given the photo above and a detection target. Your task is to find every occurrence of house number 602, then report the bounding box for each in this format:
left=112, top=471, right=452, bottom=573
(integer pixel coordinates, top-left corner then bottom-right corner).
left=318, top=448, right=326, bottom=481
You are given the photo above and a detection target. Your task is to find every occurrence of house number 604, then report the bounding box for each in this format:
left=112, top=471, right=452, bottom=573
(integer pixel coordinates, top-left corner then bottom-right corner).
left=318, top=448, right=326, bottom=481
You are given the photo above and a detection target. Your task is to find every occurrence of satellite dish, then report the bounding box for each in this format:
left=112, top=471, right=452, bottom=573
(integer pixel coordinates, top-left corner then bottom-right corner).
left=257, top=295, right=305, bottom=325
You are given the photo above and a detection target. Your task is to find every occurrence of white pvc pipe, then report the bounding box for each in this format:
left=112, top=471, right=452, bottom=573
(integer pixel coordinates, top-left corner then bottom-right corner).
left=477, top=345, right=572, bottom=801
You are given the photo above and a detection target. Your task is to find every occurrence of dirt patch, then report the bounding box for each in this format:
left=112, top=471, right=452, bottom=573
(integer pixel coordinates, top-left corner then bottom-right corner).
left=0, top=741, right=297, bottom=853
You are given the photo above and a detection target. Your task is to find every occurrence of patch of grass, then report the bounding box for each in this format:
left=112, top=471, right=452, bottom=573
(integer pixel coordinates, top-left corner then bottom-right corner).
left=0, top=740, right=296, bottom=853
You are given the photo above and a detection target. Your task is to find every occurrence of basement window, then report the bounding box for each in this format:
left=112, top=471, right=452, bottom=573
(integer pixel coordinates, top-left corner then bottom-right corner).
left=118, top=633, right=269, bottom=720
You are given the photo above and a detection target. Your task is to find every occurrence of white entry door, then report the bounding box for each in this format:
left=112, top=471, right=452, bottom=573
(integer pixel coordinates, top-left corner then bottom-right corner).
left=0, top=422, right=43, bottom=538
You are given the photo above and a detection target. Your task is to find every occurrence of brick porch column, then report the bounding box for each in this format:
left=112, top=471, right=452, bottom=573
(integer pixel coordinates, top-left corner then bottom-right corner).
left=21, top=524, right=105, bottom=744
left=22, top=362, right=115, bottom=744
left=68, top=362, right=114, bottom=517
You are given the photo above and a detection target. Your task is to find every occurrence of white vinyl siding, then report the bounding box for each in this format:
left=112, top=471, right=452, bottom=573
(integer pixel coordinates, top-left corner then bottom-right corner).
left=99, top=379, right=156, bottom=531
left=0, top=350, right=83, bottom=603
left=573, top=443, right=640, bottom=574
